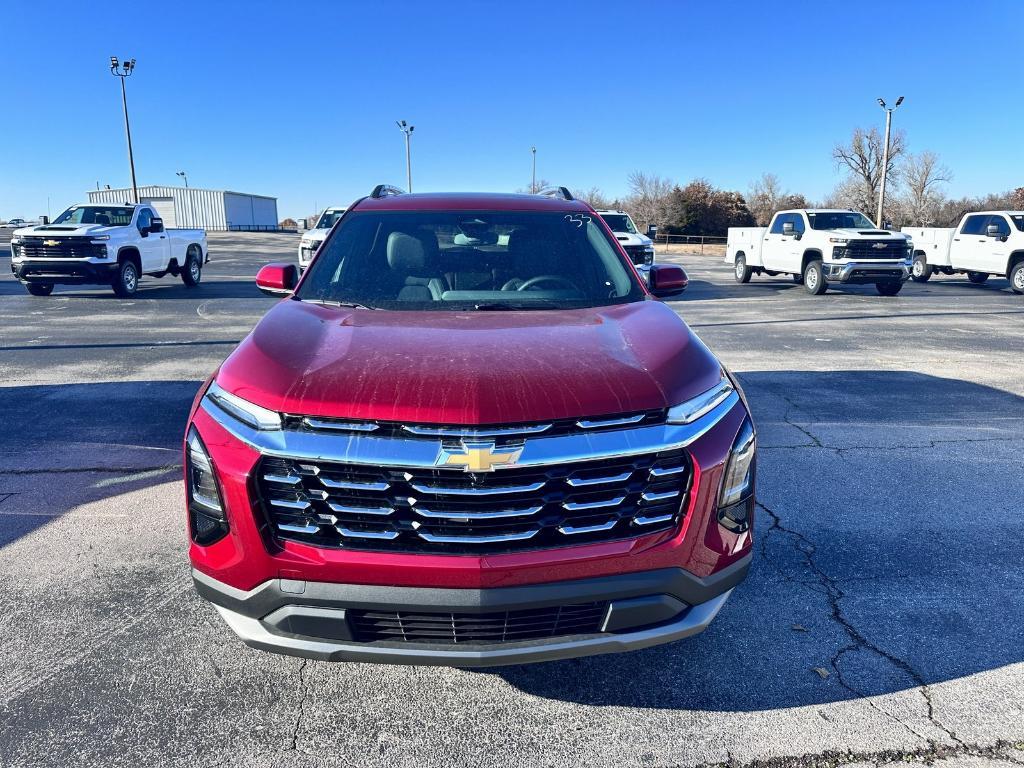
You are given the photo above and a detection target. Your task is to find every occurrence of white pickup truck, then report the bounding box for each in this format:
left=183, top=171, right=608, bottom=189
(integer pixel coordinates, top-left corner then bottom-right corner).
left=595, top=209, right=656, bottom=265
left=726, top=209, right=913, bottom=296
left=298, top=206, right=346, bottom=269
left=10, top=203, right=208, bottom=297
left=903, top=211, right=1024, bottom=293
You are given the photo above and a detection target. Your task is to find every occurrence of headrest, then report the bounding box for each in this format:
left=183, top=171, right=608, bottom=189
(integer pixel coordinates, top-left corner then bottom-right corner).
left=387, top=231, right=428, bottom=272
left=95, top=214, right=111, bottom=226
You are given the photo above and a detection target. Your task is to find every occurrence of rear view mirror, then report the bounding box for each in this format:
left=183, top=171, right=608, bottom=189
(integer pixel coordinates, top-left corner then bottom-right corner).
left=647, top=264, right=688, bottom=298
left=256, top=263, right=298, bottom=296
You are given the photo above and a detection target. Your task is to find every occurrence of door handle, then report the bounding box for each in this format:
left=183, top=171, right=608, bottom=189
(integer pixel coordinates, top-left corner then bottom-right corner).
left=160, top=235, right=166, bottom=239
left=953, top=238, right=960, bottom=241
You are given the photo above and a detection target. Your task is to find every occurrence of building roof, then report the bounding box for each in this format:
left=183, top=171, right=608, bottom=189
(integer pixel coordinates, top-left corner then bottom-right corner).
left=354, top=192, right=590, bottom=213
left=88, top=185, right=277, bottom=201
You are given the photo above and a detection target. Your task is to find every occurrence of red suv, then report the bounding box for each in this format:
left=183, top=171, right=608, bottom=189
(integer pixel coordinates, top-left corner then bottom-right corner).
left=185, top=186, right=754, bottom=666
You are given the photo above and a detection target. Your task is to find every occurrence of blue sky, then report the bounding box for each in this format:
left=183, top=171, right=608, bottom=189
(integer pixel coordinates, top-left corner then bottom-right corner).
left=2, top=0, right=1022, bottom=219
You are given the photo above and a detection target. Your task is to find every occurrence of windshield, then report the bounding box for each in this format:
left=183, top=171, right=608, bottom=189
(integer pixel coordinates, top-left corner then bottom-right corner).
left=316, top=209, right=346, bottom=229
left=807, top=211, right=876, bottom=230
left=296, top=210, right=645, bottom=311
left=53, top=206, right=134, bottom=226
left=599, top=213, right=637, bottom=234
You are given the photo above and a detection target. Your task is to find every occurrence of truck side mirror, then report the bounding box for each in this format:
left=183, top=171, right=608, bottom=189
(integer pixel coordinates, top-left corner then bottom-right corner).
left=986, top=224, right=1001, bottom=239
left=782, top=222, right=794, bottom=236
left=150, top=218, right=164, bottom=234
left=256, top=263, right=298, bottom=296
left=647, top=264, right=688, bottom=298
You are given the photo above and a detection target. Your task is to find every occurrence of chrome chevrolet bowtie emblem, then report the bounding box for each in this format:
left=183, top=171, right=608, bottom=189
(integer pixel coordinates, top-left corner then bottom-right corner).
left=437, top=440, right=524, bottom=472
left=871, top=242, right=887, bottom=249
left=43, top=239, right=60, bottom=246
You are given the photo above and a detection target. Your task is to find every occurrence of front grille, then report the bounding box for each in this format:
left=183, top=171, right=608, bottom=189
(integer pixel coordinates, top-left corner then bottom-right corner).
left=15, top=237, right=106, bottom=259
left=350, top=602, right=608, bottom=644
left=840, top=240, right=910, bottom=260
left=256, top=448, right=691, bottom=554
left=623, top=244, right=653, bottom=264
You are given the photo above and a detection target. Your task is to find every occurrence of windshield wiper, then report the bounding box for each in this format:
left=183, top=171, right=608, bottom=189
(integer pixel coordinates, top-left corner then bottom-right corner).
left=471, top=301, right=560, bottom=311
left=301, top=298, right=377, bottom=310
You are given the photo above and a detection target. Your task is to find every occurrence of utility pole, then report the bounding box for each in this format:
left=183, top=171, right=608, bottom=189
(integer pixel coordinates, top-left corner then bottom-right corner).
left=110, top=57, right=138, bottom=203
left=396, top=120, right=414, bottom=192
left=531, top=146, right=537, bottom=193
left=876, top=95, right=904, bottom=228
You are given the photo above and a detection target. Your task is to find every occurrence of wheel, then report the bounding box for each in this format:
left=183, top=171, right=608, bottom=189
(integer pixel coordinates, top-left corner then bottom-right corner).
left=182, top=249, right=202, bottom=287
left=803, top=261, right=827, bottom=295
left=112, top=259, right=139, bottom=297
left=876, top=281, right=903, bottom=296
left=1010, top=262, right=1024, bottom=295
left=966, top=271, right=989, bottom=284
left=792, top=273, right=803, bottom=284
left=911, top=254, right=932, bottom=282
left=734, top=254, right=753, bottom=283
left=26, top=283, right=53, bottom=296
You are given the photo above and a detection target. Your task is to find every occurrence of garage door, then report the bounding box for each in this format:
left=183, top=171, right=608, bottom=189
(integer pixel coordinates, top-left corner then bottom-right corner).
left=142, top=197, right=177, bottom=228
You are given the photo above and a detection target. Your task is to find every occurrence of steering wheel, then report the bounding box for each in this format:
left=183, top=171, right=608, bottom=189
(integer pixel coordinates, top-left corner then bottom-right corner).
left=515, top=275, right=579, bottom=292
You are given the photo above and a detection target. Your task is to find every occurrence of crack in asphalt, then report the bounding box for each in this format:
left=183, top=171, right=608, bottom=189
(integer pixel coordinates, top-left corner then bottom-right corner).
left=693, top=738, right=1024, bottom=768
left=0, top=464, right=181, bottom=475
left=289, top=658, right=310, bottom=753
left=758, top=500, right=963, bottom=746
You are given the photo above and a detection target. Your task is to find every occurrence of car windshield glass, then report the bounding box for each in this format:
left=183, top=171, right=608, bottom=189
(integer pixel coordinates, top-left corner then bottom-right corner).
left=599, top=214, right=637, bottom=234
left=296, top=210, right=644, bottom=311
left=316, top=210, right=346, bottom=228
left=807, top=211, right=876, bottom=230
left=52, top=206, right=134, bottom=226
left=1010, top=214, right=1024, bottom=232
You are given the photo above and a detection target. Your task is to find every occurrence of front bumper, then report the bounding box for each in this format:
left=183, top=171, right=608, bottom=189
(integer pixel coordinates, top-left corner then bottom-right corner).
left=823, top=259, right=912, bottom=284
left=12, top=258, right=118, bottom=284
left=194, top=554, right=750, bottom=666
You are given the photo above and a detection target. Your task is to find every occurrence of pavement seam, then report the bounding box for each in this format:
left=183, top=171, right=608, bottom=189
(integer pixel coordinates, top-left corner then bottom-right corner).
left=0, top=464, right=182, bottom=475
left=289, top=658, right=310, bottom=753
left=758, top=500, right=962, bottom=747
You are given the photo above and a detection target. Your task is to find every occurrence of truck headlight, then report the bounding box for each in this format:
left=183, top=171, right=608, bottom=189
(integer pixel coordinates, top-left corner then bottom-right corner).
left=717, top=418, right=756, bottom=532
left=186, top=427, right=229, bottom=545
left=828, top=237, right=849, bottom=244
left=11, top=236, right=24, bottom=245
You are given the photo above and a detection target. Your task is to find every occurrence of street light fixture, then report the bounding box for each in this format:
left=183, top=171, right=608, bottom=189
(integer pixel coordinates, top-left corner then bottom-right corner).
left=876, top=95, right=904, bottom=228
left=396, top=120, right=414, bottom=192
left=176, top=171, right=189, bottom=188
left=110, top=57, right=138, bottom=204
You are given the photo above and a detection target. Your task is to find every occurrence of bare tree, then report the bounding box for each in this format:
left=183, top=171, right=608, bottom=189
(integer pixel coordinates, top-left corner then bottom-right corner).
left=571, top=186, right=613, bottom=209
left=832, top=126, right=906, bottom=215
left=900, top=151, right=952, bottom=226
left=624, top=171, right=674, bottom=228
left=515, top=178, right=552, bottom=195
left=747, top=173, right=784, bottom=225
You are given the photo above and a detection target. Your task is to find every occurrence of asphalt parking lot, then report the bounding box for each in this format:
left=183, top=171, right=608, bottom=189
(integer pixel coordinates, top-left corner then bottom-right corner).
left=1, top=231, right=1022, bottom=767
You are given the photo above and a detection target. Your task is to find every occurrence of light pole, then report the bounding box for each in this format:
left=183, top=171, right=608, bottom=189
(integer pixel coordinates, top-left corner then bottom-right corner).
left=109, top=57, right=138, bottom=203
left=531, top=146, right=537, bottom=193
left=876, top=95, right=904, bottom=228
left=176, top=171, right=189, bottom=188
left=396, top=120, right=414, bottom=192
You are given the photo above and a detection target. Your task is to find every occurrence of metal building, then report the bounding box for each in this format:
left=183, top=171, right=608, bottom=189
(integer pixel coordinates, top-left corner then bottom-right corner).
left=86, top=185, right=279, bottom=231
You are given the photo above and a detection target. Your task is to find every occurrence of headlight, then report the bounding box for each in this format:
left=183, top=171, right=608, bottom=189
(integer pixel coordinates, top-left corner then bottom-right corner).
left=832, top=246, right=848, bottom=259
left=186, top=427, right=229, bottom=545
left=666, top=378, right=734, bottom=424
left=717, top=417, right=756, bottom=532
left=11, top=236, right=24, bottom=244
left=828, top=237, right=849, bottom=244
left=205, top=381, right=282, bottom=430
left=91, top=235, right=110, bottom=241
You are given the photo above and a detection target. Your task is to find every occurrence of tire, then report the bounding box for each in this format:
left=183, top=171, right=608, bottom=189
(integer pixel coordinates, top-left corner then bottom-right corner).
left=803, top=261, right=827, bottom=295
left=182, top=249, right=202, bottom=287
left=734, top=254, right=753, bottom=283
left=1010, top=262, right=1024, bottom=295
left=112, top=259, right=139, bottom=297
left=876, top=281, right=903, bottom=296
left=26, top=283, right=53, bottom=296
left=911, top=254, right=932, bottom=282
left=792, top=273, right=803, bottom=284
left=966, top=271, right=989, bottom=284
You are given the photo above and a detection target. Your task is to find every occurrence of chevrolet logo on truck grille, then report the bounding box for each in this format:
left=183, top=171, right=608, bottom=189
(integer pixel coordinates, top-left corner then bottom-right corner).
left=871, top=242, right=887, bottom=249
left=437, top=441, right=524, bottom=472
left=43, top=239, right=61, bottom=247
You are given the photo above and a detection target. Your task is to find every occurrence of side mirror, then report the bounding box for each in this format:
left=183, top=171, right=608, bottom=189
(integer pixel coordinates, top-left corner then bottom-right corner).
left=647, top=264, right=688, bottom=298
left=256, top=263, right=299, bottom=296
left=782, top=222, right=794, bottom=236
left=150, top=218, right=164, bottom=233
left=986, top=224, right=1002, bottom=238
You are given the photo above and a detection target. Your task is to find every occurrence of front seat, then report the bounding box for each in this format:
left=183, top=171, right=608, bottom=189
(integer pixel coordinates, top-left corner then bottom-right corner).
left=386, top=230, right=447, bottom=301
left=94, top=214, right=111, bottom=226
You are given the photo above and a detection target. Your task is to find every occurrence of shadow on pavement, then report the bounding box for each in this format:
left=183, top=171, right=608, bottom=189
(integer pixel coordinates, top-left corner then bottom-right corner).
left=492, top=370, right=1024, bottom=712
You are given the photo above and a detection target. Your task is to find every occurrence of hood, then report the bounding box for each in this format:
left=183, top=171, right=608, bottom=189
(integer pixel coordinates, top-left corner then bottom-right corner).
left=827, top=228, right=909, bottom=240
left=612, top=232, right=652, bottom=246
left=215, top=300, right=723, bottom=425
left=300, top=228, right=331, bottom=244
left=18, top=223, right=111, bottom=237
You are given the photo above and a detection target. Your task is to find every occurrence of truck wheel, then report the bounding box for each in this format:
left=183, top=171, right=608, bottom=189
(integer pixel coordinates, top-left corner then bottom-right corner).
left=803, top=261, right=827, bottom=295
left=876, top=281, right=903, bottom=296
left=1010, top=262, right=1024, bottom=295
left=182, top=250, right=202, bottom=287
left=911, top=254, right=932, bottom=282
left=112, top=260, right=139, bottom=297
left=734, top=254, right=753, bottom=283
left=966, top=271, right=989, bottom=284
left=26, top=283, right=54, bottom=296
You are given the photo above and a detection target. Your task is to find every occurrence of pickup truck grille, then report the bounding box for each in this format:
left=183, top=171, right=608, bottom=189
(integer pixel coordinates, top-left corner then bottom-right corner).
left=13, top=237, right=106, bottom=260
left=839, top=239, right=910, bottom=260
left=623, top=244, right=653, bottom=265
left=255, top=448, right=691, bottom=554
left=349, top=602, right=608, bottom=644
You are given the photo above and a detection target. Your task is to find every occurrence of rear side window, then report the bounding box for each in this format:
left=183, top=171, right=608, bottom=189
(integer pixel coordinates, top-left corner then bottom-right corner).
left=960, top=215, right=988, bottom=235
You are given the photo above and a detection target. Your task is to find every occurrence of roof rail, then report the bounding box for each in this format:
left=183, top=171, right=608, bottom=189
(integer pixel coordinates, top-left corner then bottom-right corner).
left=370, top=184, right=404, bottom=199
left=537, top=186, right=575, bottom=201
